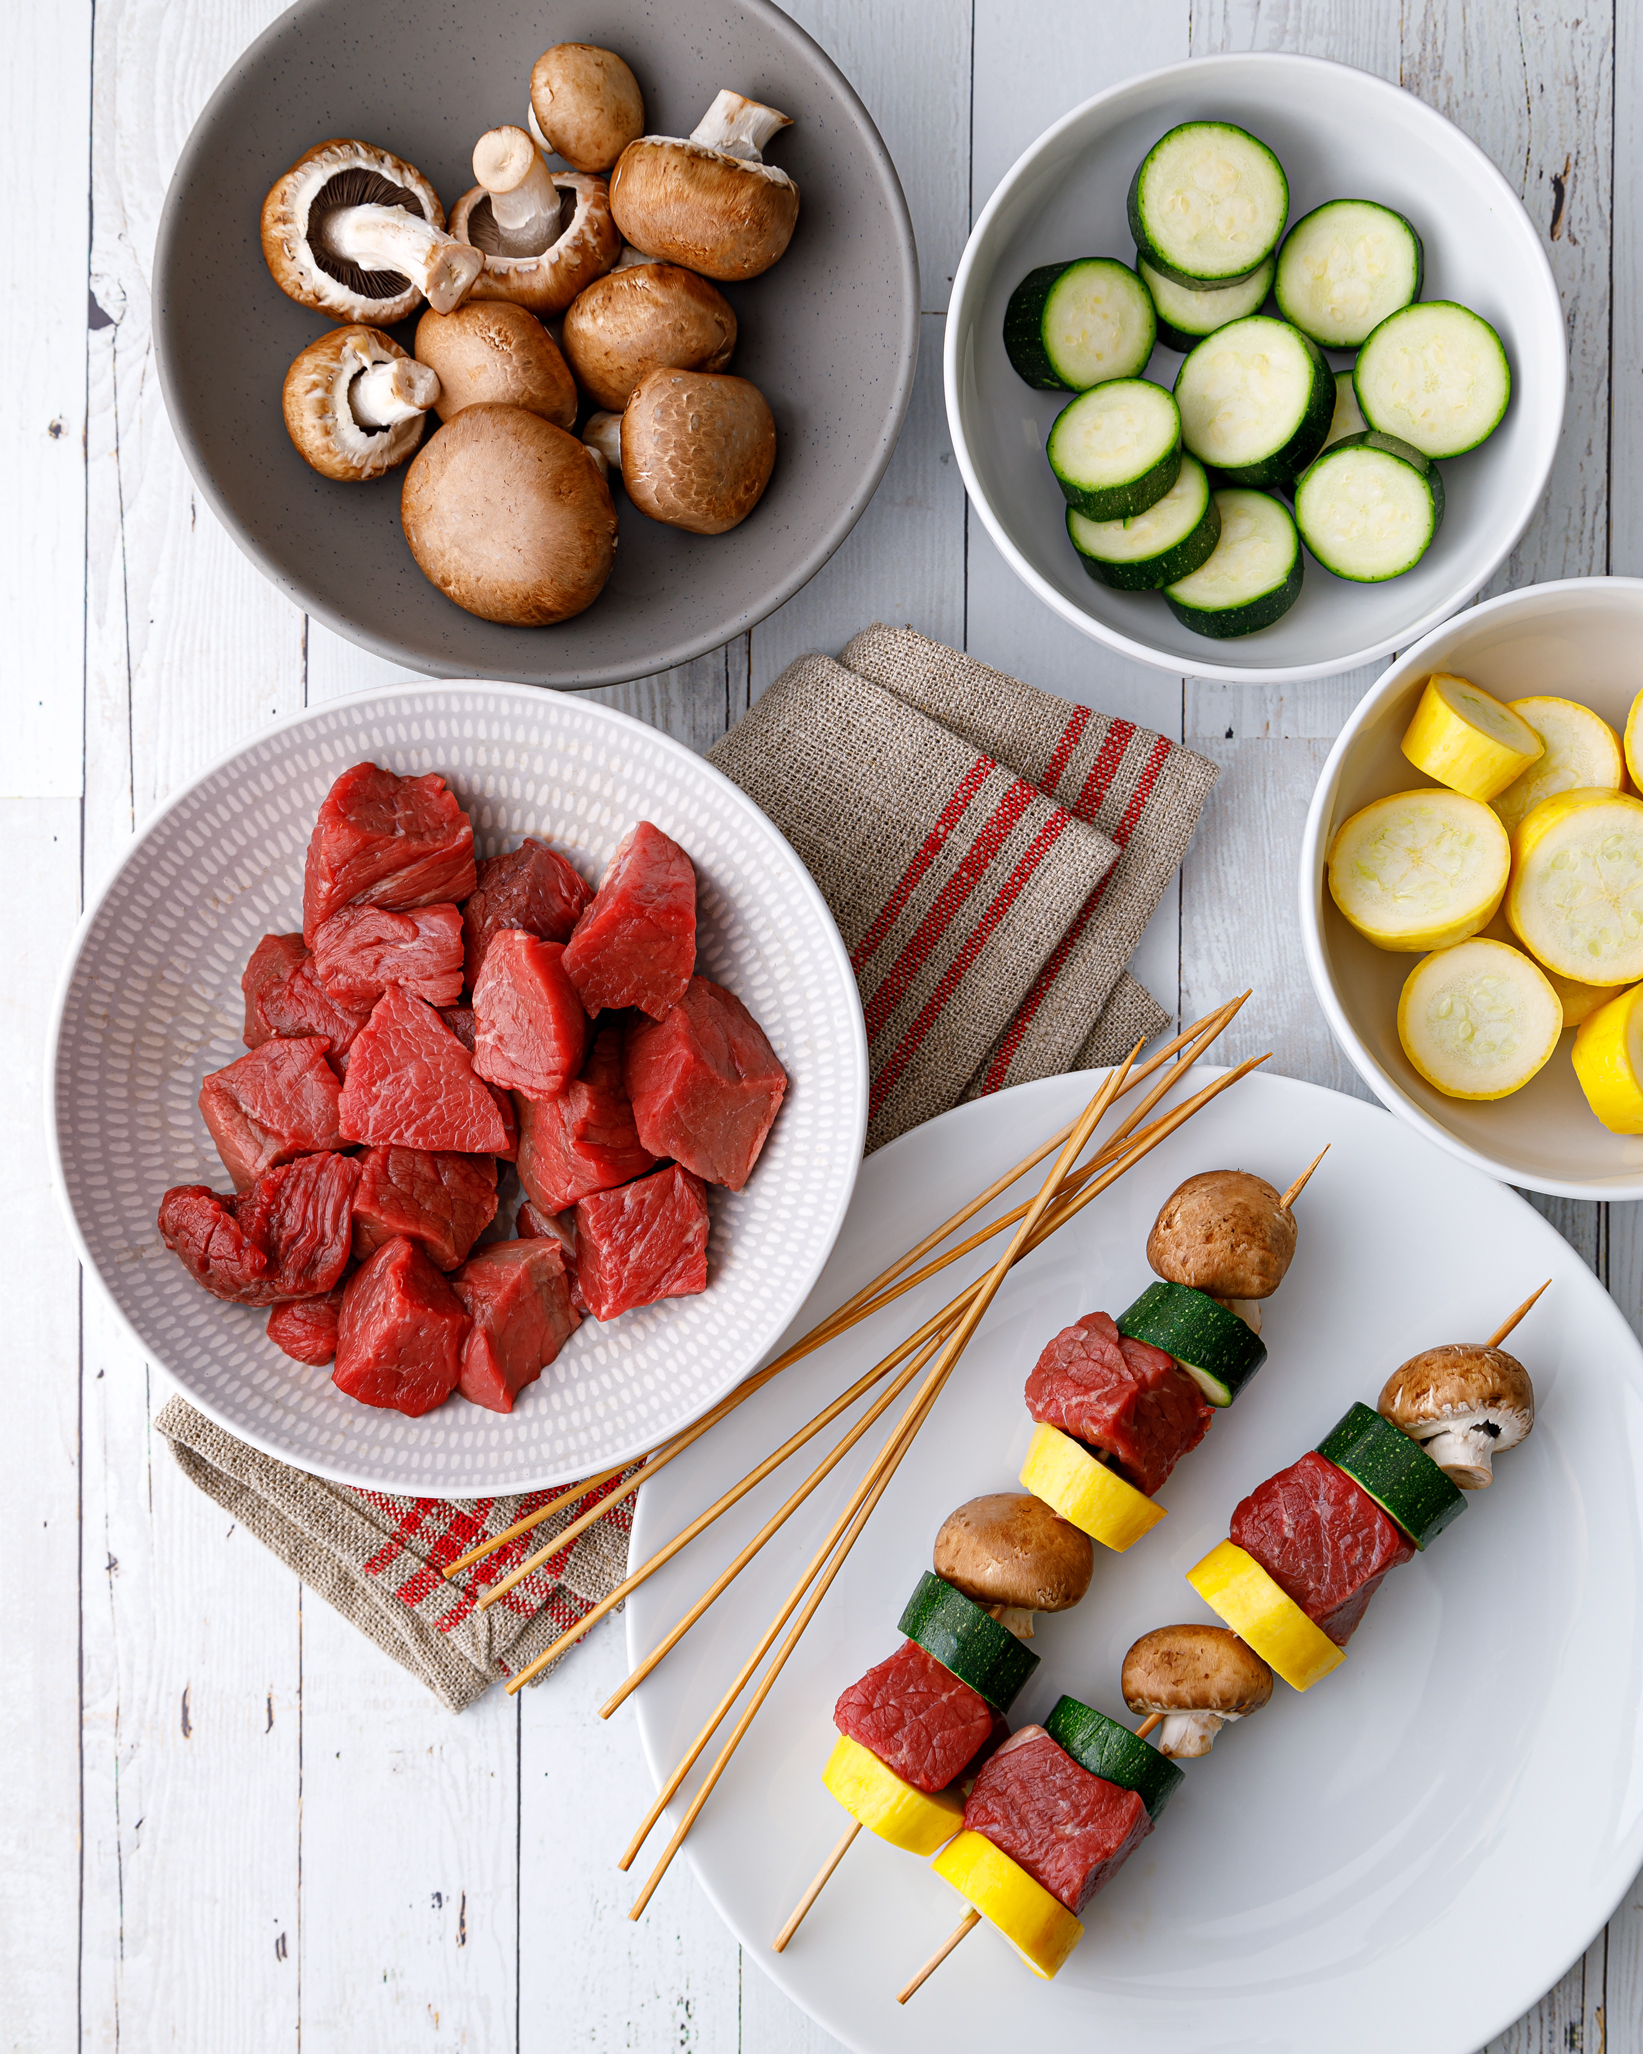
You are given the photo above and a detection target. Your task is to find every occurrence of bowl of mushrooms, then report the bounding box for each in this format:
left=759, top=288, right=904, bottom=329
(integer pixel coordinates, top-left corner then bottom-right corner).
left=153, top=0, right=919, bottom=687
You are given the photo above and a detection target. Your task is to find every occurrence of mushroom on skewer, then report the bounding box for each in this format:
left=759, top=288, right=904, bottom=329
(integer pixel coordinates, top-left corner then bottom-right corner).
left=1377, top=1343, right=1534, bottom=1488
left=561, top=261, right=737, bottom=411
left=587, top=368, right=776, bottom=534
left=1121, top=1624, right=1273, bottom=1757
left=449, top=127, right=620, bottom=317
left=609, top=89, right=801, bottom=281
left=414, top=302, right=577, bottom=428
left=281, top=326, right=441, bottom=482
left=932, top=1494, right=1093, bottom=1640
left=528, top=42, right=646, bottom=173
left=1147, top=1167, right=1301, bottom=1332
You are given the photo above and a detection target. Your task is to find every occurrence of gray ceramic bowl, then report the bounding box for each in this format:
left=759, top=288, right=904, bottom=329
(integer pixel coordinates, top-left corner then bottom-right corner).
left=154, top=0, right=918, bottom=688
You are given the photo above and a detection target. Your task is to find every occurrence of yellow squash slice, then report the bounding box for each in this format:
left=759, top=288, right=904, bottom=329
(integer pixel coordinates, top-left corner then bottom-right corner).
left=1624, top=687, right=1643, bottom=793
left=1327, top=788, right=1509, bottom=951
left=1572, top=983, right=1643, bottom=1133
left=931, top=1830, right=1084, bottom=1981
left=1505, top=788, right=1643, bottom=985
left=1480, top=911, right=1622, bottom=1028
left=822, top=1733, right=964, bottom=1856
left=1397, top=937, right=1562, bottom=1100
left=1401, top=672, right=1544, bottom=801
left=1186, top=1539, right=1344, bottom=1691
left=1493, top=696, right=1625, bottom=836
left=1020, top=1420, right=1165, bottom=1552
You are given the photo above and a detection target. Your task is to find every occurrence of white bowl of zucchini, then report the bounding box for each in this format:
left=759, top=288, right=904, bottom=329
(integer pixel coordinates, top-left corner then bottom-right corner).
left=946, top=53, right=1565, bottom=684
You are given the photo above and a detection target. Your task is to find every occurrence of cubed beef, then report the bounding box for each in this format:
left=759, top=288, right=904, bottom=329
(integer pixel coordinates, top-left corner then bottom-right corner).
left=517, top=1017, right=657, bottom=1214
left=159, top=1151, right=360, bottom=1306
left=516, top=1198, right=586, bottom=1313
left=463, top=838, right=592, bottom=986
left=450, top=1239, right=581, bottom=1413
left=333, top=1236, right=470, bottom=1416
left=339, top=986, right=508, bottom=1155
left=1230, top=1451, right=1415, bottom=1646
left=435, top=1008, right=519, bottom=1153
left=256, top=956, right=374, bottom=1071
left=302, top=763, right=476, bottom=944
left=242, top=933, right=308, bottom=1048
left=562, top=821, right=696, bottom=1018
left=1024, top=1311, right=1212, bottom=1497
left=440, top=1005, right=477, bottom=1051
left=267, top=1284, right=347, bottom=1365
left=623, top=978, right=787, bottom=1192
left=963, top=1727, right=1151, bottom=1915
left=350, top=1146, right=498, bottom=1270
left=574, top=1164, right=708, bottom=1320
left=833, top=1639, right=995, bottom=1794
left=199, top=1036, right=346, bottom=1192
left=472, top=931, right=587, bottom=1103
left=312, top=902, right=465, bottom=1008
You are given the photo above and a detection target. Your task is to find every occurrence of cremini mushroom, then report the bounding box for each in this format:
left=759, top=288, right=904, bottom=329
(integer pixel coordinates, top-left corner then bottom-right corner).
left=933, top=1493, right=1094, bottom=1640
left=528, top=43, right=646, bottom=173
left=1377, top=1343, right=1535, bottom=1488
left=414, top=301, right=577, bottom=428
left=282, top=325, right=440, bottom=481
left=1121, top=1625, right=1273, bottom=1757
left=261, top=140, right=483, bottom=324
left=400, top=403, right=618, bottom=627
left=609, top=89, right=800, bottom=281
left=617, top=367, right=776, bottom=533
left=1147, top=1169, right=1298, bottom=1300
left=450, top=129, right=621, bottom=316
left=561, top=261, right=737, bottom=411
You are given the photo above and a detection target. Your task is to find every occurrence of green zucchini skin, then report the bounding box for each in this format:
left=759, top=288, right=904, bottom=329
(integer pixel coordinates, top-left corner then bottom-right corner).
left=1165, top=490, right=1304, bottom=639
left=1003, top=258, right=1156, bottom=391
left=1294, top=431, right=1445, bottom=582
left=1127, top=122, right=1289, bottom=289
left=1139, top=253, right=1276, bottom=355
left=898, top=1571, right=1039, bottom=1711
left=1047, top=382, right=1183, bottom=523
left=1176, top=321, right=1334, bottom=489
left=1066, top=455, right=1221, bottom=591
left=1315, top=1402, right=1467, bottom=1549
left=1044, top=1695, right=1185, bottom=1819
left=1116, top=1279, right=1268, bottom=1406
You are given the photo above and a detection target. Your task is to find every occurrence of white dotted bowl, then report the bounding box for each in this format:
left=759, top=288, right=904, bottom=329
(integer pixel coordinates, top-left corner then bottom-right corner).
left=47, top=685, right=868, bottom=1493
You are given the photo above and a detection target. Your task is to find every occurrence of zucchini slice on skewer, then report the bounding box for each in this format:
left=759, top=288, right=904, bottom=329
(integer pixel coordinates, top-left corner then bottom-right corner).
left=1274, top=198, right=1423, bottom=349
left=1164, top=488, right=1303, bottom=639
left=1042, top=1696, right=1184, bottom=1819
left=1004, top=258, right=1156, bottom=391
left=1354, top=300, right=1511, bottom=457
left=1046, top=378, right=1182, bottom=521
left=1116, top=1279, right=1267, bottom=1407
left=1137, top=252, right=1275, bottom=355
left=898, top=1572, right=1039, bottom=1712
left=1066, top=453, right=1220, bottom=590
left=1314, top=1402, right=1468, bottom=1548
left=1293, top=432, right=1444, bottom=583
left=1174, top=315, right=1334, bottom=487
left=1128, top=121, right=1289, bottom=288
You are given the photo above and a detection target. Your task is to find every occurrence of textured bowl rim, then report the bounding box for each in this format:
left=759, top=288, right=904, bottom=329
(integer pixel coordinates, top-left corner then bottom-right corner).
left=944, top=50, right=1567, bottom=687
left=152, top=0, right=921, bottom=692
left=44, top=681, right=870, bottom=1491
left=1299, top=575, right=1643, bottom=1200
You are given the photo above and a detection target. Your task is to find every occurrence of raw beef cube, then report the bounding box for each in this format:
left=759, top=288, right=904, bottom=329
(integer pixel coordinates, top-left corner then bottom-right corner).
left=199, top=1036, right=345, bottom=1192
left=516, top=1198, right=586, bottom=1313
left=440, top=1005, right=477, bottom=1051
left=242, top=933, right=308, bottom=1048
left=333, top=1235, right=470, bottom=1417
left=574, top=1164, right=708, bottom=1320
left=963, top=1728, right=1151, bottom=1915
left=350, top=1146, right=499, bottom=1270
left=437, top=1007, right=519, bottom=1154
left=267, top=1284, right=347, bottom=1365
left=338, top=986, right=507, bottom=1155
left=1024, top=1311, right=1211, bottom=1497
left=834, top=1639, right=995, bottom=1794
left=491, top=1086, right=519, bottom=1162
left=562, top=821, right=696, bottom=1018
left=463, top=838, right=592, bottom=986
left=256, top=956, right=373, bottom=1071
left=159, top=1151, right=360, bottom=1306
left=517, top=1017, right=657, bottom=1214
left=623, top=978, right=787, bottom=1191
left=312, top=902, right=465, bottom=1008
left=472, top=931, right=587, bottom=1102
left=1231, top=1451, right=1415, bottom=1647
left=450, top=1239, right=581, bottom=1413
left=302, top=762, right=476, bottom=944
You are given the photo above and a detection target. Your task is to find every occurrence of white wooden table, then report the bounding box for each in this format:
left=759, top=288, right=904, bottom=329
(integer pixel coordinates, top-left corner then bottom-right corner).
left=5, top=0, right=1640, bottom=2045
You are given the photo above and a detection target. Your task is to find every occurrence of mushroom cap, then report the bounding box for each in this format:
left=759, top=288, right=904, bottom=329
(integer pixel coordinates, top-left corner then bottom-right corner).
left=262, top=139, right=447, bottom=325
left=1146, top=1168, right=1297, bottom=1300
left=451, top=171, right=620, bottom=316
left=414, top=302, right=577, bottom=428
left=621, top=368, right=776, bottom=534
left=561, top=262, right=737, bottom=411
left=932, top=1494, right=1094, bottom=1613
left=1378, top=1344, right=1535, bottom=1450
left=529, top=44, right=646, bottom=173
left=400, top=404, right=618, bottom=627
left=608, top=137, right=799, bottom=281
left=282, top=325, right=430, bottom=481
left=1121, top=1625, right=1274, bottom=1716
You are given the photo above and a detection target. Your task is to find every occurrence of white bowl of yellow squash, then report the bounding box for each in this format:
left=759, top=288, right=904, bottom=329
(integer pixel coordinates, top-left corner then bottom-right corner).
left=1301, top=576, right=1643, bottom=1198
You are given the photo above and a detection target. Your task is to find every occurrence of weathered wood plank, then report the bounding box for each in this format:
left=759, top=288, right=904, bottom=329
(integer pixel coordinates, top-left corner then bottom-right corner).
left=1191, top=0, right=1399, bottom=77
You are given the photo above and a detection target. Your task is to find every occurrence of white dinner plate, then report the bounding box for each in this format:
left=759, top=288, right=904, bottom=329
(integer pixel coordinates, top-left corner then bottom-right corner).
left=627, top=1066, right=1643, bottom=2054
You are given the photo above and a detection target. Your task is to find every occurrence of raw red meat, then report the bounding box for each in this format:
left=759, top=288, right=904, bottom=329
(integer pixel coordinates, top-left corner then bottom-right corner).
left=562, top=821, right=696, bottom=1018
left=338, top=986, right=508, bottom=1154
left=435, top=1008, right=519, bottom=1153
left=267, top=1284, right=347, bottom=1365
left=963, top=1727, right=1151, bottom=1915
left=491, top=1086, right=520, bottom=1162
left=1024, top=1311, right=1211, bottom=1497
left=302, top=762, right=476, bottom=944
left=158, top=1151, right=360, bottom=1306
left=1231, top=1451, right=1415, bottom=1646
left=623, top=978, right=787, bottom=1191
left=450, top=1239, right=581, bottom=1413
left=440, top=1005, right=477, bottom=1051
left=463, top=838, right=592, bottom=986
left=242, top=933, right=308, bottom=1048
left=472, top=932, right=587, bottom=1102
left=333, top=1235, right=470, bottom=1416
left=256, top=956, right=373, bottom=1071
left=199, top=1036, right=346, bottom=1192
left=574, top=1164, right=709, bottom=1320
left=516, top=1199, right=586, bottom=1312
left=833, top=1638, right=995, bottom=1793
left=312, top=902, right=465, bottom=1008
left=350, top=1146, right=499, bottom=1270
left=517, top=1017, right=657, bottom=1214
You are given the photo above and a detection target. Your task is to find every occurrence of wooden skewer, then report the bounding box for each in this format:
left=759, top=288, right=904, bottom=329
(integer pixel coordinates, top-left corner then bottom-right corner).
left=443, top=1462, right=630, bottom=1579
left=1279, top=1144, right=1330, bottom=1212
left=1488, top=1280, right=1551, bottom=1349
left=896, top=1910, right=980, bottom=2004
left=772, top=1821, right=861, bottom=1952
left=1135, top=1712, right=1164, bottom=1740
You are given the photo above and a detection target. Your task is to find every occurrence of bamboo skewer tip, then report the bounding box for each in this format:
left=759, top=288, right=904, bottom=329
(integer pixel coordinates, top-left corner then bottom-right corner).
left=772, top=1820, right=861, bottom=1952
left=1279, top=1144, right=1331, bottom=1212
left=896, top=1909, right=980, bottom=2004
left=1488, top=1279, right=1551, bottom=1349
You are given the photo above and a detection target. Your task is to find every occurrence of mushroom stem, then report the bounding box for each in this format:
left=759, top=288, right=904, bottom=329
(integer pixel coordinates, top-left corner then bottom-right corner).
left=1412, top=1422, right=1499, bottom=1489
left=689, top=90, right=793, bottom=162
left=318, top=205, right=484, bottom=313
left=1213, top=1295, right=1262, bottom=1335
left=984, top=1603, right=1036, bottom=1642
left=583, top=410, right=623, bottom=469
left=349, top=356, right=441, bottom=429
left=472, top=127, right=565, bottom=255
left=616, top=243, right=659, bottom=267
left=1157, top=1710, right=1229, bottom=1758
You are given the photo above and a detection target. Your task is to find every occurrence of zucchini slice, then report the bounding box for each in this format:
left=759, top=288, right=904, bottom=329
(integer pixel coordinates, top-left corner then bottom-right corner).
left=1323, top=368, right=1367, bottom=450
left=1493, top=697, right=1626, bottom=838
left=1019, top=1422, right=1168, bottom=1551
left=1505, top=788, right=1643, bottom=985
left=1354, top=301, right=1511, bottom=457
left=1128, top=121, right=1289, bottom=288
left=1138, top=252, right=1275, bottom=354
left=1186, top=1539, right=1345, bottom=1692
left=931, top=1831, right=1084, bottom=1981
left=1294, top=432, right=1444, bottom=582
left=1164, top=489, right=1303, bottom=638
left=1046, top=379, right=1182, bottom=521
left=1316, top=1402, right=1467, bottom=1549
left=1275, top=199, right=1423, bottom=349
left=1326, top=787, right=1509, bottom=951
left=822, top=1732, right=964, bottom=1855
left=1066, top=453, right=1220, bottom=590
left=1116, top=1279, right=1266, bottom=1407
left=1401, top=672, right=1544, bottom=800
left=898, top=1571, right=1039, bottom=1713
left=1174, top=316, right=1333, bottom=486
left=1398, top=937, right=1562, bottom=1101
left=1043, top=1695, right=1185, bottom=1820
left=1004, top=258, right=1157, bottom=391
left=1573, top=984, right=1643, bottom=1133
